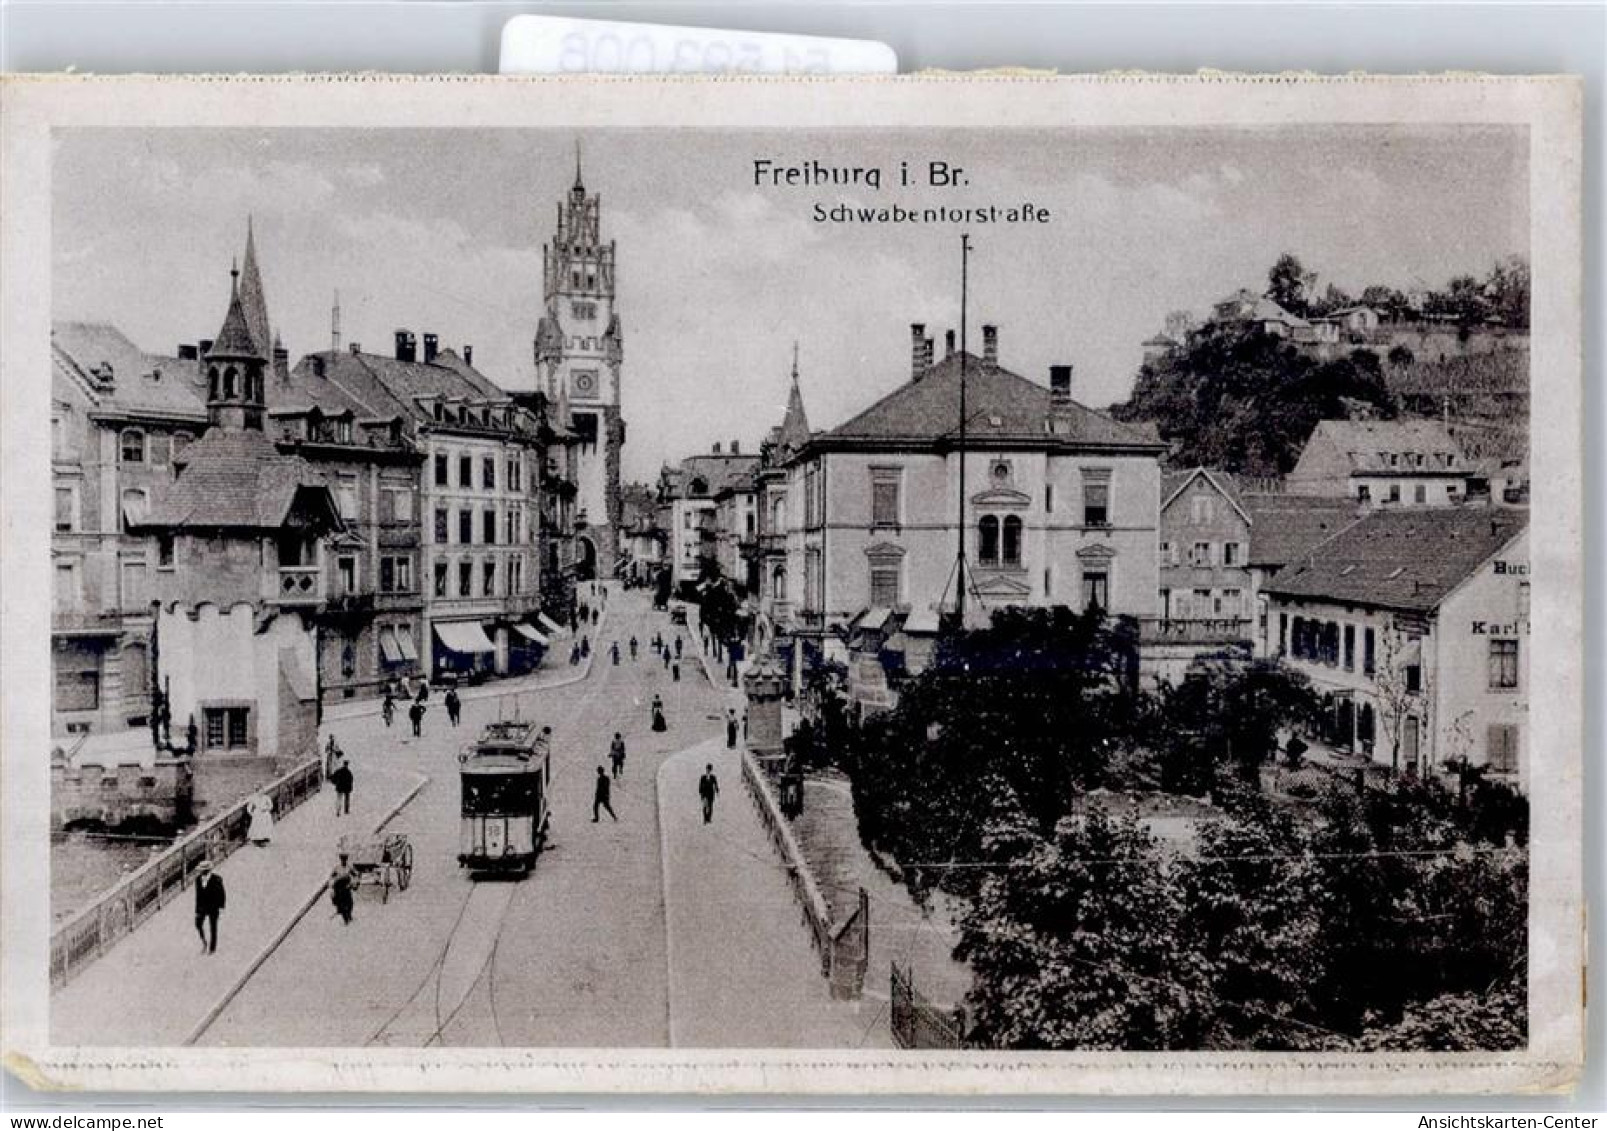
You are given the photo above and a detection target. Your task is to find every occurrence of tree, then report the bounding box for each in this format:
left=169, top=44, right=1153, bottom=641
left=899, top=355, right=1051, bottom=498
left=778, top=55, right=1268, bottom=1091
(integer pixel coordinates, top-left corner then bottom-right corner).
left=1175, top=793, right=1332, bottom=1048
left=1158, top=653, right=1321, bottom=792
left=1112, top=319, right=1397, bottom=476
left=958, top=801, right=1210, bottom=1049
left=1484, top=256, right=1530, bottom=330
left=848, top=606, right=1144, bottom=901
left=1371, top=621, right=1428, bottom=774
left=1265, top=253, right=1315, bottom=316
left=1387, top=343, right=1416, bottom=369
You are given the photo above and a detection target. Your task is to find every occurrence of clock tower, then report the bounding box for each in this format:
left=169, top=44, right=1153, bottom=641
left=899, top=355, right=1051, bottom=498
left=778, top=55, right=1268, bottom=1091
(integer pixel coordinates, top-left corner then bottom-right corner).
left=535, top=146, right=625, bottom=580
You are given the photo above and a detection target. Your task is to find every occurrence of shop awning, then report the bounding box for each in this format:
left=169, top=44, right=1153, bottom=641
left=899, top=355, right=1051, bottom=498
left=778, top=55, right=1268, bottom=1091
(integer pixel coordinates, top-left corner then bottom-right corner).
left=536, top=612, right=566, bottom=637
left=858, top=607, right=892, bottom=632
left=378, top=626, right=404, bottom=664
left=904, top=607, right=942, bottom=634
left=1398, top=638, right=1422, bottom=667
left=513, top=623, right=550, bottom=646
left=434, top=621, right=496, bottom=654
left=396, top=628, right=418, bottom=661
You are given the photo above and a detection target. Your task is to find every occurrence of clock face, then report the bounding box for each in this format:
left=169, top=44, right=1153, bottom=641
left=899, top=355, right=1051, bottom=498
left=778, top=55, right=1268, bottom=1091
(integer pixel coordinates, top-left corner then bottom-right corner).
left=571, top=370, right=599, bottom=399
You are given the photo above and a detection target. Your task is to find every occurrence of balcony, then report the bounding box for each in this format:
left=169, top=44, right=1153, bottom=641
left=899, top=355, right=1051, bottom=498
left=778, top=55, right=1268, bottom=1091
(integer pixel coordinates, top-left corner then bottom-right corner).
left=272, top=566, right=325, bottom=606
left=1135, top=616, right=1252, bottom=646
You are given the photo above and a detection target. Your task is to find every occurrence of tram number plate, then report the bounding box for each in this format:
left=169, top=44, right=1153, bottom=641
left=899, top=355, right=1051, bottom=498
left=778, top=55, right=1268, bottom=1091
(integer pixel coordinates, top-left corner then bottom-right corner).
left=485, top=819, right=506, bottom=855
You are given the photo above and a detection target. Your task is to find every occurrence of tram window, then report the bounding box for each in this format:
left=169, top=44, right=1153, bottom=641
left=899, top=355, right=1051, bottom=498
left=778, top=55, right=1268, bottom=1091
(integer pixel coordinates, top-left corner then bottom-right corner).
left=462, top=773, right=539, bottom=814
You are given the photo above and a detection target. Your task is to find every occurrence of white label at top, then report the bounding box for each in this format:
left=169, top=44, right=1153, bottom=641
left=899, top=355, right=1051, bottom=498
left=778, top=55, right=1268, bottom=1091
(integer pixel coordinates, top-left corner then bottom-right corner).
left=499, top=15, right=897, bottom=76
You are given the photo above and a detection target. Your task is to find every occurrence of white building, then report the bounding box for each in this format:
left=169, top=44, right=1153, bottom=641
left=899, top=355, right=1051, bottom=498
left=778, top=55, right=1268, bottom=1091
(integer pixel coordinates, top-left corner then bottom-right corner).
left=1286, top=418, right=1474, bottom=507
left=1264, top=507, right=1529, bottom=788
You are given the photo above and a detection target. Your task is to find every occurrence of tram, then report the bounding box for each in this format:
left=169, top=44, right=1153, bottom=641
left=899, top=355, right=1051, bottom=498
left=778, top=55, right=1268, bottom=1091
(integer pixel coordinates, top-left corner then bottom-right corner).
left=457, top=720, right=551, bottom=875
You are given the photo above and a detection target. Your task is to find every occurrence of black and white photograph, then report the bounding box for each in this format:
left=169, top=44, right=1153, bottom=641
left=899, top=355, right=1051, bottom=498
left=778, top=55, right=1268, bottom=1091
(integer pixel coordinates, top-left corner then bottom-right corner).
left=0, top=75, right=1585, bottom=1096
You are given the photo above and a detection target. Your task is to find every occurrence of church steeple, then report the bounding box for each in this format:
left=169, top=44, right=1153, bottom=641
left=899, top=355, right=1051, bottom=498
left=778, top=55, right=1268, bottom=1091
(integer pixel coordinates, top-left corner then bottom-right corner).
left=204, top=239, right=268, bottom=432
left=778, top=343, right=811, bottom=456
left=573, top=138, right=584, bottom=193
left=238, top=215, right=271, bottom=359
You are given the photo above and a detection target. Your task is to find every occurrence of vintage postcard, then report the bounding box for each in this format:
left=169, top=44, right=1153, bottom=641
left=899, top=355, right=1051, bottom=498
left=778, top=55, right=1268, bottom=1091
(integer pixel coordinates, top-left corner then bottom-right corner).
left=0, top=74, right=1584, bottom=1095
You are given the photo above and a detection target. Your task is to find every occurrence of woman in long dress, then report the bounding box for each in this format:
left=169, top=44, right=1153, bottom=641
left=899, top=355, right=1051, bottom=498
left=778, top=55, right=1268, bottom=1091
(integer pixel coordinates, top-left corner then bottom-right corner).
left=650, top=694, right=667, bottom=733
left=246, top=793, right=275, bottom=846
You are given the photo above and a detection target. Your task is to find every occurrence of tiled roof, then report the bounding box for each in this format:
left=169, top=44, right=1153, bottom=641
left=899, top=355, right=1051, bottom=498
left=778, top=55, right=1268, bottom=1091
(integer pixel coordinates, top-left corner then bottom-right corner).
left=293, top=349, right=511, bottom=426
left=819, top=351, right=1158, bottom=450
left=1244, top=495, right=1362, bottom=569
left=1263, top=506, right=1527, bottom=612
left=150, top=428, right=337, bottom=530
left=1215, top=289, right=1311, bottom=329
left=209, top=285, right=263, bottom=359
left=53, top=321, right=209, bottom=420
left=1307, top=418, right=1466, bottom=473
left=269, top=357, right=378, bottom=418
left=671, top=454, right=761, bottom=499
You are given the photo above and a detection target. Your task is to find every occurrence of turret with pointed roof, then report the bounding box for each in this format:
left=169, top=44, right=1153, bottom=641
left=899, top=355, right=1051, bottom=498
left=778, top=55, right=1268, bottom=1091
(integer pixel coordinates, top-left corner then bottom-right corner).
left=238, top=216, right=271, bottom=358
left=777, top=343, right=812, bottom=458
left=203, top=242, right=268, bottom=433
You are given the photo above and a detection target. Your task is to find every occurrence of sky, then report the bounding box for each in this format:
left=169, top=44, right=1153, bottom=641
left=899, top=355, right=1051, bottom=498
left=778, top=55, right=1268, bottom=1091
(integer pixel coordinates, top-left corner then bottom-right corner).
left=53, top=126, right=1527, bottom=482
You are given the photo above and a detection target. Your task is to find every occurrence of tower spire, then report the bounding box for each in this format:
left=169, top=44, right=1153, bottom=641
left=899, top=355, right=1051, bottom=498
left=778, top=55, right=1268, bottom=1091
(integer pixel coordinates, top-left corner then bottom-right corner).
left=574, top=138, right=584, bottom=192
left=791, top=340, right=799, bottom=384
left=331, top=288, right=342, bottom=356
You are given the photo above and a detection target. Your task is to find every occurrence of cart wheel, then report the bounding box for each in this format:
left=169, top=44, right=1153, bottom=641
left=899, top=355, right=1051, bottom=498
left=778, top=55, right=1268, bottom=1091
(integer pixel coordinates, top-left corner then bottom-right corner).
left=396, top=842, right=414, bottom=891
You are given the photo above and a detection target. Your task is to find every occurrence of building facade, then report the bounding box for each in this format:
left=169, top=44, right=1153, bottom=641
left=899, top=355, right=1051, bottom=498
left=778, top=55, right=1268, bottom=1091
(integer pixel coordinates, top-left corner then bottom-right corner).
left=658, top=446, right=762, bottom=591
left=51, top=323, right=211, bottom=738
left=1286, top=418, right=1474, bottom=506
left=780, top=323, right=1165, bottom=677
left=1264, top=508, right=1529, bottom=788
left=534, top=158, right=625, bottom=580
left=295, top=333, right=548, bottom=682
left=142, top=253, right=343, bottom=762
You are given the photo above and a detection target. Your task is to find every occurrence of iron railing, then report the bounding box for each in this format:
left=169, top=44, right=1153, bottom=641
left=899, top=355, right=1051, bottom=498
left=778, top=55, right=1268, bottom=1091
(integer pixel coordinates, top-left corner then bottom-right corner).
left=49, top=755, right=324, bottom=989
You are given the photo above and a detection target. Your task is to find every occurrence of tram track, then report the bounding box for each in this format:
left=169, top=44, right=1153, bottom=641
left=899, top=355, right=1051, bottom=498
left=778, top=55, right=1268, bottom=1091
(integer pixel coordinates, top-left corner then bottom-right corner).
left=370, top=595, right=684, bottom=1048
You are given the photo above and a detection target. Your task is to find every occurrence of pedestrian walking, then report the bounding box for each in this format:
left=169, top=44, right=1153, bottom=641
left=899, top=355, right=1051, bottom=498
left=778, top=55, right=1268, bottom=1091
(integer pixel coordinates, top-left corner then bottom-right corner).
left=591, top=607, right=600, bottom=626
left=569, top=642, right=581, bottom=666
left=674, top=635, right=683, bottom=660
left=330, top=851, right=355, bottom=925
left=415, top=680, right=429, bottom=704
left=610, top=641, right=620, bottom=666
left=330, top=755, right=354, bottom=816
left=662, top=650, right=671, bottom=672
left=725, top=708, right=739, bottom=749
left=581, top=635, right=591, bottom=659
left=444, top=687, right=462, bottom=728
left=246, top=792, right=275, bottom=845
left=609, top=732, right=627, bottom=780
left=592, top=766, right=617, bottom=822
left=324, top=735, right=343, bottom=777
left=185, top=714, right=199, bottom=755
left=381, top=691, right=395, bottom=729
left=651, top=694, right=667, bottom=733
left=629, top=636, right=638, bottom=661
left=408, top=700, right=426, bottom=738
left=193, top=859, right=226, bottom=954
left=698, top=763, right=720, bottom=825
left=672, top=659, right=681, bottom=682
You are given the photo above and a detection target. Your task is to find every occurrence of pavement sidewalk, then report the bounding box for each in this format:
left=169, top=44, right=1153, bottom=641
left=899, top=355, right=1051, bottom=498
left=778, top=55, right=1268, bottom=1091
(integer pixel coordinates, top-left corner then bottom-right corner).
left=52, top=761, right=427, bottom=1046
left=656, top=739, right=884, bottom=1048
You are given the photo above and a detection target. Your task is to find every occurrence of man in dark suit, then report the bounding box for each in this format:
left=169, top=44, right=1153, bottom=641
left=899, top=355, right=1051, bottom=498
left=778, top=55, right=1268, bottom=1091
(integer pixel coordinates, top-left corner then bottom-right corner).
left=193, top=860, right=226, bottom=954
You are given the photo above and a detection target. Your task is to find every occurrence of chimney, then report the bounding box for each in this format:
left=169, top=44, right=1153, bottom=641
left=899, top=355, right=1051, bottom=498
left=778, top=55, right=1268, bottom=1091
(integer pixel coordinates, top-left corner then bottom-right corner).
left=910, top=323, right=927, bottom=380
left=463, top=344, right=474, bottom=367
left=983, top=324, right=998, bottom=368
left=394, top=330, right=417, bottom=363
left=1050, top=364, right=1073, bottom=405
left=713, top=441, right=722, bottom=454
left=349, top=342, right=362, bottom=355
left=178, top=344, right=198, bottom=361
left=945, top=328, right=956, bottom=358
left=198, top=338, right=214, bottom=357
left=423, top=332, right=439, bottom=364
left=731, top=440, right=740, bottom=455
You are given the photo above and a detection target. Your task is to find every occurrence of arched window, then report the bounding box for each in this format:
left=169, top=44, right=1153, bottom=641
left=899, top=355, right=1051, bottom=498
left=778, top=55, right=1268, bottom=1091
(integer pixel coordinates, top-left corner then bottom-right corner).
left=207, top=366, right=220, bottom=401
left=1002, top=516, right=1023, bottom=566
left=119, top=428, right=145, bottom=464
left=771, top=497, right=785, bottom=532
left=223, top=366, right=238, bottom=400
left=772, top=565, right=787, bottom=601
left=977, top=515, right=999, bottom=564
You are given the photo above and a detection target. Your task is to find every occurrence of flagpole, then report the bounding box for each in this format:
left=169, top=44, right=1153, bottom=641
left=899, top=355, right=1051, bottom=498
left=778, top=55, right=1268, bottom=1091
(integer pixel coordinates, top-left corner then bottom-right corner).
left=956, top=233, right=971, bottom=628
